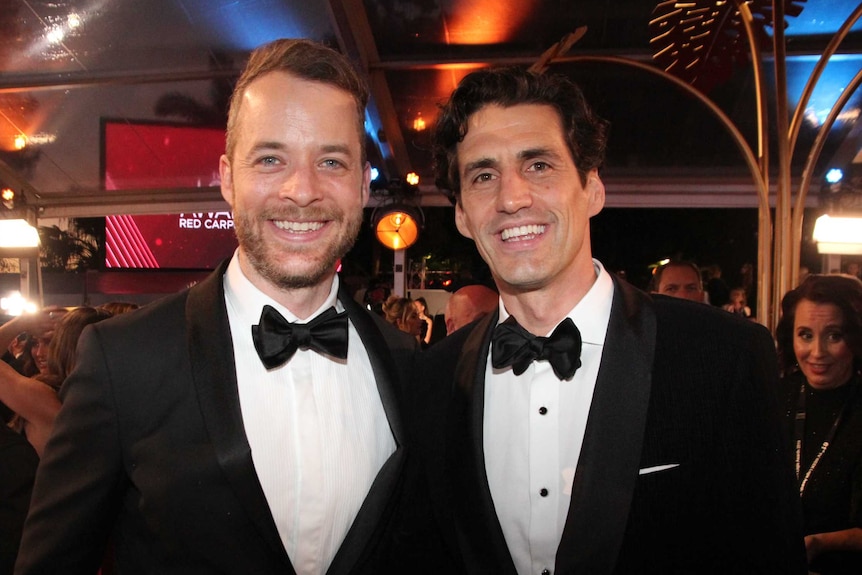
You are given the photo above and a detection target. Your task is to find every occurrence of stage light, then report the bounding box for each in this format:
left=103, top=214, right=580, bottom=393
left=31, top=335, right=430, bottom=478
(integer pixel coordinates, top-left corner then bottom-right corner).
left=372, top=203, right=423, bottom=250
left=813, top=214, right=862, bottom=255
left=826, top=168, right=843, bottom=184
left=0, top=218, right=40, bottom=258
left=1, top=188, right=15, bottom=210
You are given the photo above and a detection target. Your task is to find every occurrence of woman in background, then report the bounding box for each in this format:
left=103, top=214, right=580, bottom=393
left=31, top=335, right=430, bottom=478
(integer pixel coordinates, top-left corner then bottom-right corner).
left=0, top=307, right=112, bottom=456
left=776, top=274, right=862, bottom=574
left=413, top=297, right=434, bottom=348
left=382, top=295, right=422, bottom=342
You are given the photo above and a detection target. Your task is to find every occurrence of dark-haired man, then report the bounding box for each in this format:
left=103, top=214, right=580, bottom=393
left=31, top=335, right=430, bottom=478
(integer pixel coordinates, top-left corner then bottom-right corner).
left=414, top=66, right=806, bottom=574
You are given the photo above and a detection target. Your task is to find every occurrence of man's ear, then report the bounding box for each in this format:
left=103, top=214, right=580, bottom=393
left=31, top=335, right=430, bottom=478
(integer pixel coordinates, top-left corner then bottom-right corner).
left=361, top=162, right=371, bottom=207
left=586, top=170, right=605, bottom=218
left=454, top=201, right=474, bottom=240
left=219, top=155, right=234, bottom=207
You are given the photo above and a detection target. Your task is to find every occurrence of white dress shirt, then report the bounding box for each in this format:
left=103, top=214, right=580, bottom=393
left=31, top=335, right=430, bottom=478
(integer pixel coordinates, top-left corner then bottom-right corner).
left=223, top=255, right=396, bottom=575
left=484, top=260, right=614, bottom=575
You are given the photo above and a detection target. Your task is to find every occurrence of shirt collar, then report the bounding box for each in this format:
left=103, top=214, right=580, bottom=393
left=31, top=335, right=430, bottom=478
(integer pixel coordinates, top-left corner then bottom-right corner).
left=224, top=251, right=341, bottom=325
left=498, top=259, right=614, bottom=345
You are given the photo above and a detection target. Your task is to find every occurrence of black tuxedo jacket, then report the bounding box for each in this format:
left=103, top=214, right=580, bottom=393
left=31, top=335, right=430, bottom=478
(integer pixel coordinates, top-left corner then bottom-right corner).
left=412, top=277, right=807, bottom=575
left=15, top=262, right=416, bottom=575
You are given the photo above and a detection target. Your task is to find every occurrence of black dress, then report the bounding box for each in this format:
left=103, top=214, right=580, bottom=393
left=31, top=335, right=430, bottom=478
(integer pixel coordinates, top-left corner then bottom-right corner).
left=781, top=372, right=862, bottom=575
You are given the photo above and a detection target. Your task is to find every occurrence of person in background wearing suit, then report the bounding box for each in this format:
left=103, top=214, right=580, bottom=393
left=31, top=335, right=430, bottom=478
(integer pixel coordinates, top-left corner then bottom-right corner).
left=444, top=284, right=498, bottom=335
left=650, top=259, right=705, bottom=303
left=16, top=38, right=415, bottom=575
left=414, top=66, right=806, bottom=574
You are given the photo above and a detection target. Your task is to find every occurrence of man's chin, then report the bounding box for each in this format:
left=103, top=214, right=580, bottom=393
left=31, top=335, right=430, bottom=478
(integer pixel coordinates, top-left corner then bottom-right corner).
left=261, top=257, right=339, bottom=290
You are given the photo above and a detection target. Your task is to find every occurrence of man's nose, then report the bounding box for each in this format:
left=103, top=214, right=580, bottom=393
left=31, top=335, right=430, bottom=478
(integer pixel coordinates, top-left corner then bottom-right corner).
left=497, top=174, right=533, bottom=213
left=279, top=167, right=322, bottom=206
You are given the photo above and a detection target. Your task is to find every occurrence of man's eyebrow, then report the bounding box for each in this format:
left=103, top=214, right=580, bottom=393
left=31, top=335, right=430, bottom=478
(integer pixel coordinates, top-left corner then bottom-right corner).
left=463, top=157, right=497, bottom=173
left=245, top=142, right=355, bottom=157
left=518, top=147, right=559, bottom=160
left=320, top=143, right=354, bottom=157
left=247, top=141, right=285, bottom=155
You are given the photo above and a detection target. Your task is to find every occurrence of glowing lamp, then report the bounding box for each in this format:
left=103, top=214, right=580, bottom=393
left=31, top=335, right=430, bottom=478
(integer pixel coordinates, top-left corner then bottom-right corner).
left=813, top=214, right=862, bottom=255
left=0, top=218, right=40, bottom=258
left=372, top=203, right=423, bottom=250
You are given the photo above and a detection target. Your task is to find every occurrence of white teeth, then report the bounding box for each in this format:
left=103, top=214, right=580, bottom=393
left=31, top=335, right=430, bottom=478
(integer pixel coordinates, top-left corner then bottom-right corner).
left=501, top=224, right=546, bottom=241
left=274, top=220, right=324, bottom=232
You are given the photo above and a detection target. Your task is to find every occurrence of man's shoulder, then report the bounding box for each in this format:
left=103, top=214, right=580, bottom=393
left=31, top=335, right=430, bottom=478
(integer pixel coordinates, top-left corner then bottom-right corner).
left=423, top=318, right=484, bottom=360
left=97, top=290, right=190, bottom=332
left=649, top=294, right=773, bottom=358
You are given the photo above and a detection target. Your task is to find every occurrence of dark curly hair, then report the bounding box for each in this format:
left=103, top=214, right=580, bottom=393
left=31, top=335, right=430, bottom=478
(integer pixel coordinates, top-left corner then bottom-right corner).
left=432, top=66, right=609, bottom=200
left=775, top=274, right=862, bottom=376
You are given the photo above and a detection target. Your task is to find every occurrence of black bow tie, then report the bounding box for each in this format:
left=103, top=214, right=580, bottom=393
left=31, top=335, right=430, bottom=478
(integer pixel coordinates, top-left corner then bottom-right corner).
left=491, top=316, right=582, bottom=380
left=252, top=305, right=349, bottom=369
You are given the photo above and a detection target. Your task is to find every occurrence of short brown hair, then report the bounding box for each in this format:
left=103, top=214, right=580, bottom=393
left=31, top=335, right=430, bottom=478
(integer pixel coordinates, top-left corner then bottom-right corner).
left=225, top=39, right=368, bottom=162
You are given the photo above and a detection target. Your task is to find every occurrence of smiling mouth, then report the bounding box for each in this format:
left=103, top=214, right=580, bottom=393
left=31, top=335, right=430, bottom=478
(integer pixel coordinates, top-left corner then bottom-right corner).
left=274, top=220, right=325, bottom=232
left=501, top=224, right=546, bottom=241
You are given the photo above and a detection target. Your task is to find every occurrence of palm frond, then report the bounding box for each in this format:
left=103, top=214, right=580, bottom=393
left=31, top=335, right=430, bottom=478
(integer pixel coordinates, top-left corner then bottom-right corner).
left=649, top=0, right=807, bottom=93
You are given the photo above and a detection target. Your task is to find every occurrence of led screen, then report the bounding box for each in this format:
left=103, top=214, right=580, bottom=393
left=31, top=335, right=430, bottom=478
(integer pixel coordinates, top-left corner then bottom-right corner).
left=102, top=121, right=237, bottom=269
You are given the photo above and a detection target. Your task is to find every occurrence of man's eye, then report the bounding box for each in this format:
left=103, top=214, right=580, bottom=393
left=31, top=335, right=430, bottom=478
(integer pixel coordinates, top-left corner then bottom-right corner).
left=258, top=156, right=279, bottom=167
left=322, top=159, right=344, bottom=169
left=472, top=173, right=493, bottom=184
left=529, top=161, right=550, bottom=172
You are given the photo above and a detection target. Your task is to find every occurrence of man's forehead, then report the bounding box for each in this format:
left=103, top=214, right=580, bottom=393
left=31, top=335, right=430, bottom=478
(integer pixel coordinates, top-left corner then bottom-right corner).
left=457, top=105, right=566, bottom=164
left=661, top=266, right=701, bottom=284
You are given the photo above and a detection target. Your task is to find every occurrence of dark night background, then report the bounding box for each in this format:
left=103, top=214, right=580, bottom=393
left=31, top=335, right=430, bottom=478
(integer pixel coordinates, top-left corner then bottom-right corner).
left=347, top=205, right=825, bottom=309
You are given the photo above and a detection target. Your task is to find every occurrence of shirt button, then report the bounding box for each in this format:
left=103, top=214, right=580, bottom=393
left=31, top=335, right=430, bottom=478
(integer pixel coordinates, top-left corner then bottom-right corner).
left=541, top=570, right=551, bottom=575
left=539, top=406, right=548, bottom=415
left=540, top=488, right=548, bottom=497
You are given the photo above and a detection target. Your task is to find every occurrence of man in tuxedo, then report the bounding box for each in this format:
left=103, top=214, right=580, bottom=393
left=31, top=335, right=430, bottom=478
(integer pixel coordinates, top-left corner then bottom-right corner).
left=444, top=284, right=498, bottom=335
left=415, top=66, right=807, bottom=574
left=650, top=259, right=705, bottom=303
left=16, top=39, right=415, bottom=575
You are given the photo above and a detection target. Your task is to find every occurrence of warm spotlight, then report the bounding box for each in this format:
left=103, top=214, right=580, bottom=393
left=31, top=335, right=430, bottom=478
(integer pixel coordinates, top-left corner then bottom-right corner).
left=813, top=214, right=862, bottom=255
left=372, top=204, right=423, bottom=250
left=1, top=188, right=15, bottom=210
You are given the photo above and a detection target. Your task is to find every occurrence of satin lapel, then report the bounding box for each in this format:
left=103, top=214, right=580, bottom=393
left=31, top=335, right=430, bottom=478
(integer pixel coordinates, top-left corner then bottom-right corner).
left=555, top=278, right=656, bottom=575
left=448, top=311, right=519, bottom=574
left=186, top=261, right=294, bottom=571
left=326, top=286, right=407, bottom=575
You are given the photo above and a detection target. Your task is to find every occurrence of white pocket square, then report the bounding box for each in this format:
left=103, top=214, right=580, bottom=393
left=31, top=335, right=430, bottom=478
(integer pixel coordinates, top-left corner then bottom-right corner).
left=638, top=463, right=680, bottom=475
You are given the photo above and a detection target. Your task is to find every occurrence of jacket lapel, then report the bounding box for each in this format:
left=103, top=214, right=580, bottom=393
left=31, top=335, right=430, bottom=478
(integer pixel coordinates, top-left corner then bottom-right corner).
left=186, top=261, right=294, bottom=571
left=448, top=311, right=520, bottom=574
left=326, top=286, right=408, bottom=575
left=555, top=277, right=656, bottom=575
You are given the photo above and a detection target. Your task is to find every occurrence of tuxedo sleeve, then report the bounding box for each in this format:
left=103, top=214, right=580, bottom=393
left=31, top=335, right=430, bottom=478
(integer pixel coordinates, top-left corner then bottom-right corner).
left=15, top=326, right=126, bottom=575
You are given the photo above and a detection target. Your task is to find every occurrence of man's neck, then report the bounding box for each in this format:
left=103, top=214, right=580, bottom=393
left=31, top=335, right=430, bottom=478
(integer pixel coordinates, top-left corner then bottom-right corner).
left=498, top=263, right=599, bottom=336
